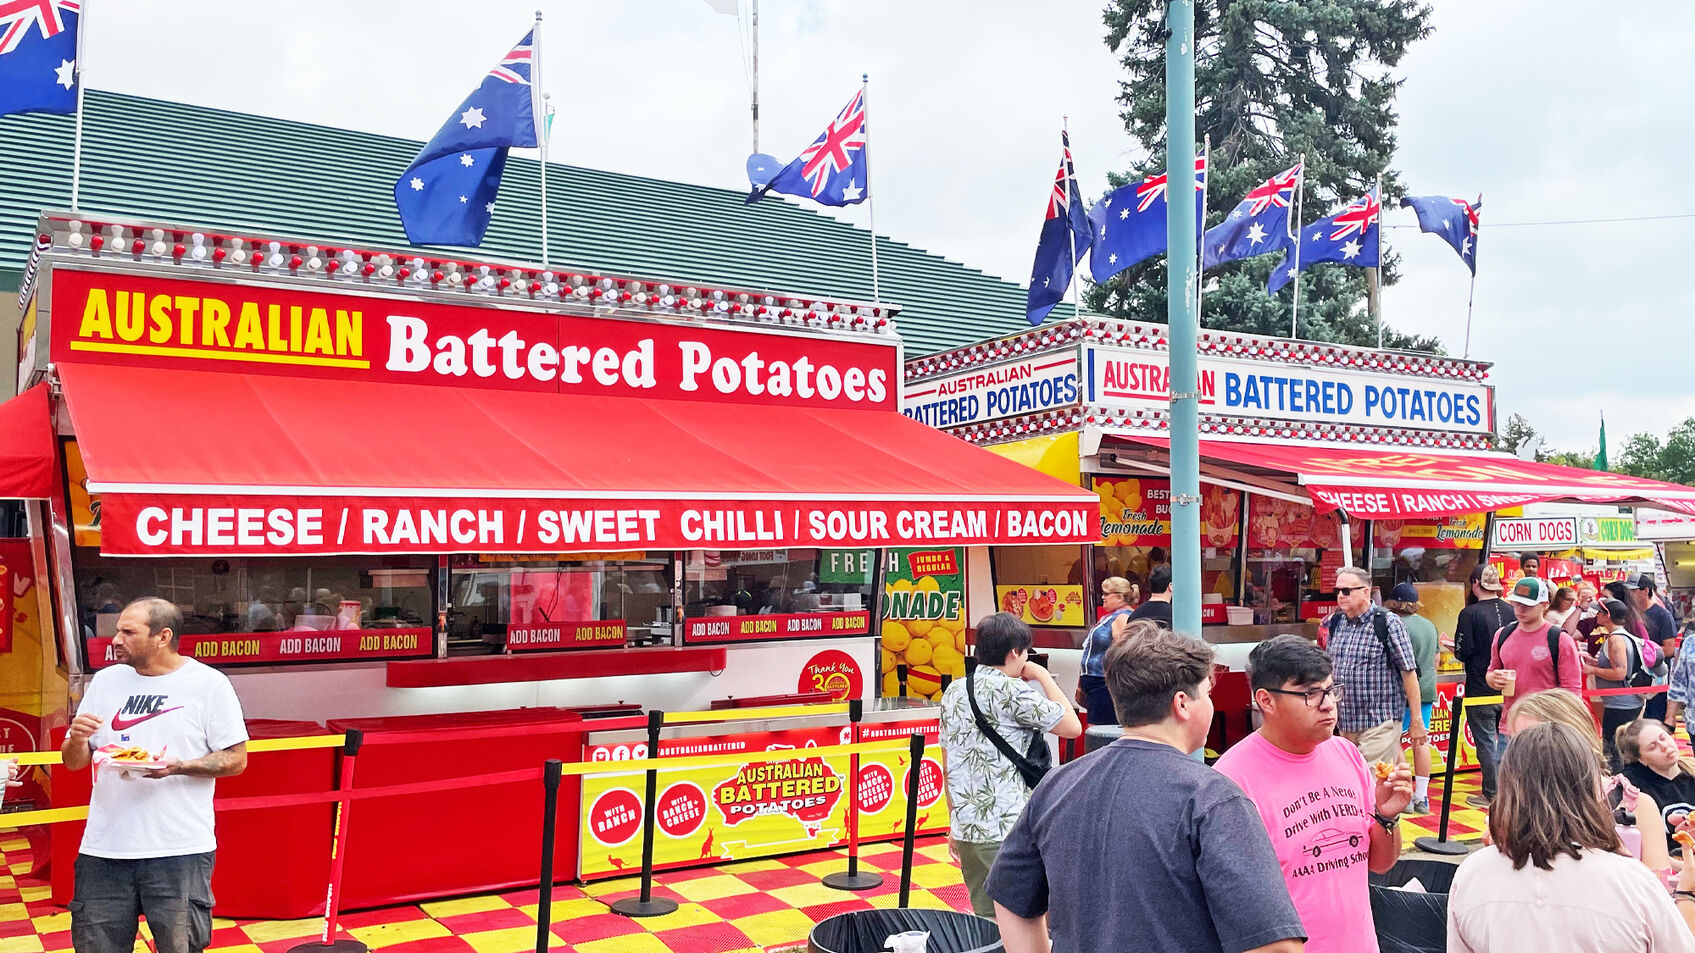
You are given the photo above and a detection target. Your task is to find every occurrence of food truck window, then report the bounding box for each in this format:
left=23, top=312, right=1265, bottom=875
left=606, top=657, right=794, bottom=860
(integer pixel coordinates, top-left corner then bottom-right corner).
left=447, top=553, right=672, bottom=652
left=1368, top=517, right=1484, bottom=640
left=69, top=552, right=435, bottom=666
left=683, top=549, right=874, bottom=618
left=989, top=545, right=1087, bottom=627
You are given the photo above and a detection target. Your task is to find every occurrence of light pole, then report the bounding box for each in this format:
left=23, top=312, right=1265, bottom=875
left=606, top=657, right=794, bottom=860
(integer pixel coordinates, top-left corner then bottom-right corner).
left=1164, top=1, right=1202, bottom=637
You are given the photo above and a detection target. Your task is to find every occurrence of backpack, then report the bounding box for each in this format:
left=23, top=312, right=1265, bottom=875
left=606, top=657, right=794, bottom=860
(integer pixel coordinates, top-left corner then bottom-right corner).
left=1493, top=622, right=1564, bottom=686
left=1327, top=608, right=1419, bottom=677
left=1617, top=632, right=1657, bottom=689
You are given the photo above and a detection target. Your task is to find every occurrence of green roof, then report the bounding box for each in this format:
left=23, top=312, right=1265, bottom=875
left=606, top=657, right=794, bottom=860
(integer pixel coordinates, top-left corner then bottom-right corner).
left=0, top=91, right=1051, bottom=355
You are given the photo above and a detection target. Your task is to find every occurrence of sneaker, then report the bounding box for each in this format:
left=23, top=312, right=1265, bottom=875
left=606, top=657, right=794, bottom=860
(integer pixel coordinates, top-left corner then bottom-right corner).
left=1465, top=793, right=1492, bottom=809
left=1409, top=798, right=1431, bottom=815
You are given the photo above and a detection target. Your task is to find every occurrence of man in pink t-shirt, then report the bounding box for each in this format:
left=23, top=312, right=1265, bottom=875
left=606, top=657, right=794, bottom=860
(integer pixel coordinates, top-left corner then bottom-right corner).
left=1216, top=635, right=1413, bottom=953
left=1486, top=576, right=1584, bottom=729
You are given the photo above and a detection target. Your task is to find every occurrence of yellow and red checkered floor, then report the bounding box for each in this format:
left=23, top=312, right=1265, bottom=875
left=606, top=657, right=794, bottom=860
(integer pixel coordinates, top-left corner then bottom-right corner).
left=0, top=835, right=970, bottom=953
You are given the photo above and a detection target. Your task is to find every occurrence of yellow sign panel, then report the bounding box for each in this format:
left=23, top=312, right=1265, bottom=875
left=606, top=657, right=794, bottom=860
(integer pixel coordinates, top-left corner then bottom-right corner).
left=993, top=584, right=1086, bottom=627
left=63, top=440, right=100, bottom=547
left=578, top=724, right=946, bottom=879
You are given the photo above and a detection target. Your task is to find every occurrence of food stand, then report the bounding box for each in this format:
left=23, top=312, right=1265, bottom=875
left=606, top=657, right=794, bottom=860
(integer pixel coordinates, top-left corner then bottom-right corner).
left=2, top=211, right=1100, bottom=910
left=902, top=318, right=1695, bottom=755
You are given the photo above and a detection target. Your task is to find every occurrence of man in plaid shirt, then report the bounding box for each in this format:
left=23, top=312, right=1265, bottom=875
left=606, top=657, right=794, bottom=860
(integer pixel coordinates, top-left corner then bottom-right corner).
left=1324, top=566, right=1424, bottom=766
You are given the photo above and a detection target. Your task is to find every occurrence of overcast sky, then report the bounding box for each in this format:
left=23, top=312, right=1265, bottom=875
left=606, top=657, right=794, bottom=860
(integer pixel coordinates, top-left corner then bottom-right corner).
left=82, top=1, right=1694, bottom=451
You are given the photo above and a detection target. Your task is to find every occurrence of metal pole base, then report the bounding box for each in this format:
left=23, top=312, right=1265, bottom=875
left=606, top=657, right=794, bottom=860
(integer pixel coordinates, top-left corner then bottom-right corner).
left=610, top=896, right=679, bottom=918
left=286, top=941, right=368, bottom=953
left=822, top=870, right=884, bottom=891
left=1413, top=836, right=1472, bottom=856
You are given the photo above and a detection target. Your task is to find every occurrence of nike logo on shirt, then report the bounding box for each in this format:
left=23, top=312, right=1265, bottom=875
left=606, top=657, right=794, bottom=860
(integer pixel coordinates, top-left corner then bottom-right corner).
left=109, top=706, right=184, bottom=730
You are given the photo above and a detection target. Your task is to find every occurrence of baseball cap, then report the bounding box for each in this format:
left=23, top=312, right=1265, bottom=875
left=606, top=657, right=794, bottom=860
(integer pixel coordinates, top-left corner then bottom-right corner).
left=1389, top=582, right=1420, bottom=603
left=1477, top=566, right=1503, bottom=592
left=1623, top=572, right=1654, bottom=591
left=1506, top=576, right=1552, bottom=607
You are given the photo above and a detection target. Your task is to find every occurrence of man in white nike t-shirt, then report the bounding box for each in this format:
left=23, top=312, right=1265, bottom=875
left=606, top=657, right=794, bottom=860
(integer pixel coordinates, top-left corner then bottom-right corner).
left=61, top=597, right=248, bottom=953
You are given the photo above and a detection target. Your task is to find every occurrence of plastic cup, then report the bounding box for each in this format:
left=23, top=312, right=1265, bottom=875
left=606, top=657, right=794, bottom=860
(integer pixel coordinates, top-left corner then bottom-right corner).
left=1501, top=670, right=1518, bottom=697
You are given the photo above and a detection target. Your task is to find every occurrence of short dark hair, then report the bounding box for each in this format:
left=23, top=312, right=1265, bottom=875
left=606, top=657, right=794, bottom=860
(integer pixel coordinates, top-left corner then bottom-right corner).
left=1521, top=553, right=1541, bottom=568
left=973, top=612, right=1032, bottom=666
left=1602, top=599, right=1630, bottom=624
left=1104, top=626, right=1213, bottom=727
left=1147, top=564, right=1172, bottom=595
left=123, top=597, right=183, bottom=648
left=1247, top=634, right=1332, bottom=693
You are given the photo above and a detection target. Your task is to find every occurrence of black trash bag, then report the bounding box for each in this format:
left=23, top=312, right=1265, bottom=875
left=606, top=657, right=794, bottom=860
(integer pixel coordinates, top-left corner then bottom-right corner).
left=809, top=908, right=1003, bottom=953
left=1368, top=858, right=1458, bottom=953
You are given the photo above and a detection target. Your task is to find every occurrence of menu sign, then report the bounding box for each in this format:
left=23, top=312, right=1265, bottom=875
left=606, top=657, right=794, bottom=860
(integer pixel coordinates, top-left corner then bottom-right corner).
left=684, top=610, right=872, bottom=644
left=1372, top=515, right=1487, bottom=550
left=902, top=355, right=1080, bottom=428
left=87, top=627, right=434, bottom=667
left=1248, top=496, right=1366, bottom=550
left=882, top=548, right=968, bottom=699
left=1094, top=477, right=1240, bottom=548
left=994, top=585, right=1086, bottom=628
left=49, top=267, right=897, bottom=411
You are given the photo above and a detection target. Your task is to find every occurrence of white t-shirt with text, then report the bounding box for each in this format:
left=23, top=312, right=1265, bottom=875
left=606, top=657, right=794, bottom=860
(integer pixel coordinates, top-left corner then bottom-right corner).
left=75, top=658, right=248, bottom=859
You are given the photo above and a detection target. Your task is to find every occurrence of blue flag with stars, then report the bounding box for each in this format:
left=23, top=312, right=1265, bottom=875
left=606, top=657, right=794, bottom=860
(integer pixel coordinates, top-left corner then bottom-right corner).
left=394, top=28, right=540, bottom=247
left=1202, top=162, right=1301, bottom=270
left=0, top=0, right=80, bottom=118
left=746, top=88, right=868, bottom=207
left=1401, top=194, right=1479, bottom=274
left=1268, top=189, right=1382, bottom=293
left=1087, top=155, right=1205, bottom=283
left=1026, top=131, right=1093, bottom=325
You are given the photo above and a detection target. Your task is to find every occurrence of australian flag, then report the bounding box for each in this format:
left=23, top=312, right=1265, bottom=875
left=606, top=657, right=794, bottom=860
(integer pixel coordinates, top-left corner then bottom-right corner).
left=747, top=88, right=868, bottom=207
left=1202, top=162, right=1301, bottom=269
left=393, top=28, right=540, bottom=247
left=0, top=0, right=80, bottom=118
left=1087, top=155, right=1205, bottom=283
left=1401, top=194, right=1479, bottom=274
left=1026, top=132, right=1093, bottom=325
left=1268, top=188, right=1381, bottom=293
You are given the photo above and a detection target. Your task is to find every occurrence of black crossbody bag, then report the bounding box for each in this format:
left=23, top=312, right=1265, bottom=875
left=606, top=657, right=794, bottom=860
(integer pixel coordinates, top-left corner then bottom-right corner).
left=965, top=662, right=1054, bottom=789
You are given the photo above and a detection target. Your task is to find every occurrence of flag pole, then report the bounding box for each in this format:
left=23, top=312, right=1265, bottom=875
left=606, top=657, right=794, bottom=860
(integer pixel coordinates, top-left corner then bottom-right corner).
left=1374, top=172, right=1384, bottom=349
left=1195, top=134, right=1209, bottom=325
left=863, top=72, right=880, bottom=308
left=1462, top=191, right=1480, bottom=359
left=1290, top=154, right=1305, bottom=339
left=1066, top=115, right=1082, bottom=320
left=69, top=0, right=89, bottom=211
left=532, top=11, right=549, bottom=269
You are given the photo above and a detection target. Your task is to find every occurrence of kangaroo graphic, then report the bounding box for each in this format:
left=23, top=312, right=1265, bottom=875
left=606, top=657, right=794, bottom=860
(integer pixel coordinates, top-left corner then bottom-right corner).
left=607, top=855, right=627, bottom=871
left=699, top=827, right=716, bottom=859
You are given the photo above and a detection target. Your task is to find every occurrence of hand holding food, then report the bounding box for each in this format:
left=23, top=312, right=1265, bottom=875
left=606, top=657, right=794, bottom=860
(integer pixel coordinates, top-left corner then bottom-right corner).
left=1374, top=760, right=1414, bottom=817
left=1373, top=760, right=1394, bottom=781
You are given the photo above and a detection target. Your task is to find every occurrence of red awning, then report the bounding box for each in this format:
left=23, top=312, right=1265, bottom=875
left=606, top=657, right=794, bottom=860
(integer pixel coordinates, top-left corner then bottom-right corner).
left=1105, top=433, right=1695, bottom=518
left=0, top=383, right=56, bottom=499
left=58, top=363, right=1098, bottom=555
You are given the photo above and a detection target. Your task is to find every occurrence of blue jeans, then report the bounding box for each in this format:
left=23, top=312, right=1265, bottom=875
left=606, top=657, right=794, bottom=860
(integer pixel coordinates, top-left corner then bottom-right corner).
left=71, top=851, right=215, bottom=953
left=1467, top=704, right=1503, bottom=799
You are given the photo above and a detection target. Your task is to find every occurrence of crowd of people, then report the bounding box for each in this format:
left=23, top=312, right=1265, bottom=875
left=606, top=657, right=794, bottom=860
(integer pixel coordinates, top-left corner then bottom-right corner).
left=938, top=562, right=1695, bottom=953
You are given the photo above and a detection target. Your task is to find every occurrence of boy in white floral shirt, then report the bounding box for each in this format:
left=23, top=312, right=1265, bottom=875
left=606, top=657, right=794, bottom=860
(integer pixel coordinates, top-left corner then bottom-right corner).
left=938, top=612, right=1081, bottom=916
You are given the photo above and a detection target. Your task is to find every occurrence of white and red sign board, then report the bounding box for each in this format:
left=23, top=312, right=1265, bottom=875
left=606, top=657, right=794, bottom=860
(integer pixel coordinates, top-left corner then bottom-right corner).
left=99, top=496, right=1098, bottom=555
left=1308, top=487, right=1546, bottom=519
left=1490, top=517, right=1578, bottom=551
left=49, top=268, right=897, bottom=411
left=1087, top=345, right=1494, bottom=435
left=1637, top=510, right=1695, bottom=542
left=685, top=611, right=871, bottom=644
left=901, top=356, right=1080, bottom=427
left=87, top=627, right=432, bottom=667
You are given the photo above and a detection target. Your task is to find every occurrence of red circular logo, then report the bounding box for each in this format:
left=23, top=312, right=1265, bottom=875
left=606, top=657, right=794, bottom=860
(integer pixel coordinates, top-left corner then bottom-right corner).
left=798, top=649, right=864, bottom=702
left=914, top=758, right=944, bottom=808
left=587, top=788, right=642, bottom=846
left=655, top=782, right=707, bottom=839
left=858, top=763, right=894, bottom=813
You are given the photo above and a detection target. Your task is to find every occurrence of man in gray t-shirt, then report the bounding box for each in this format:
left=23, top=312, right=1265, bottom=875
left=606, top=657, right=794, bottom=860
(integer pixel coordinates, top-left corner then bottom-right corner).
left=987, top=629, right=1303, bottom=953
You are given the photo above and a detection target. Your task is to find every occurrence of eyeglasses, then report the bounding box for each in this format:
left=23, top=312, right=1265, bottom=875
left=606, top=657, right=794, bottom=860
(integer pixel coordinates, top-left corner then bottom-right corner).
left=1265, top=684, right=1344, bottom=708
left=1334, top=586, right=1367, bottom=596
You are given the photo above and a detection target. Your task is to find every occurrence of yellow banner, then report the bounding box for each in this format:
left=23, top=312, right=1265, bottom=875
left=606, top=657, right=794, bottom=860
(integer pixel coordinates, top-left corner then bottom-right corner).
left=64, top=440, right=101, bottom=547
left=994, top=585, right=1086, bottom=627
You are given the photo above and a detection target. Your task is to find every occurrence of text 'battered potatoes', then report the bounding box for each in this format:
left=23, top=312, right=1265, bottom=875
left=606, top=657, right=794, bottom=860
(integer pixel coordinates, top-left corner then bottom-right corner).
left=881, top=576, right=966, bottom=701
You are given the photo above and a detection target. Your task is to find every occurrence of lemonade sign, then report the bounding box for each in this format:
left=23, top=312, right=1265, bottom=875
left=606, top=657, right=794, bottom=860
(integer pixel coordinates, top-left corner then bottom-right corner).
left=880, top=548, right=968, bottom=700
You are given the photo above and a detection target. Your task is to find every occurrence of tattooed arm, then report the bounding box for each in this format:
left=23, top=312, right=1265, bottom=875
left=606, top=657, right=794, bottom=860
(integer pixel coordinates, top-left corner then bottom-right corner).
left=147, top=743, right=248, bottom=779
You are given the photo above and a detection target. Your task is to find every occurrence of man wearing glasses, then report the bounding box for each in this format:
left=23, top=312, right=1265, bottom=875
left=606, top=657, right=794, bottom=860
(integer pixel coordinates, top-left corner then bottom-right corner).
left=1217, top=635, right=1413, bottom=953
left=1323, top=566, right=1424, bottom=767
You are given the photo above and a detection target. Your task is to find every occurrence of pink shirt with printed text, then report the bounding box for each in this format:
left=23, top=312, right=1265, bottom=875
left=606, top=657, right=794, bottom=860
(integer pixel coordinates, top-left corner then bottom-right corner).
left=1214, top=732, right=1378, bottom=953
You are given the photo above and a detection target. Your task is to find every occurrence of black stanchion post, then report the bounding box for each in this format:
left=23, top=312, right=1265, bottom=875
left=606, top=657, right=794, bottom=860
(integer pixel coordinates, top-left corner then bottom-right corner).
left=898, top=732, right=923, bottom=908
left=535, top=759, right=563, bottom=953
left=897, top=663, right=909, bottom=697
left=612, top=711, right=679, bottom=918
left=824, top=699, right=883, bottom=891
left=1414, top=690, right=1472, bottom=856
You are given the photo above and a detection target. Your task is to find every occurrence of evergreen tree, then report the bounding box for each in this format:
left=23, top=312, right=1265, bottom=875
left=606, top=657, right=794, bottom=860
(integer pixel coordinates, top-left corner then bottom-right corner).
left=1090, top=0, right=1435, bottom=351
